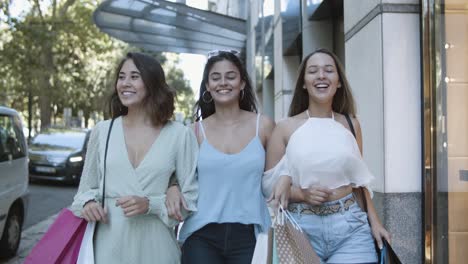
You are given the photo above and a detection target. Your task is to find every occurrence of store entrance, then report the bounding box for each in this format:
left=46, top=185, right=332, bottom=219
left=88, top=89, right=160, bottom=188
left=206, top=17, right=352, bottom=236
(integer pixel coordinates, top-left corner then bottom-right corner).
left=426, top=0, right=468, bottom=263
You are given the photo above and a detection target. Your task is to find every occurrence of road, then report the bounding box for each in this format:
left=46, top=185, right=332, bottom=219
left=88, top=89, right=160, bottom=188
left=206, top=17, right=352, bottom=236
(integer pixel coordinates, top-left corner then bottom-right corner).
left=24, top=180, right=77, bottom=228
left=0, top=181, right=77, bottom=263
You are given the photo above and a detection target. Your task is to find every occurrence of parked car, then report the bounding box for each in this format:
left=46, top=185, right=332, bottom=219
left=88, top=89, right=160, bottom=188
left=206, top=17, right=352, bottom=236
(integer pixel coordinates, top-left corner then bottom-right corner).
left=28, top=128, right=91, bottom=184
left=0, top=106, right=29, bottom=258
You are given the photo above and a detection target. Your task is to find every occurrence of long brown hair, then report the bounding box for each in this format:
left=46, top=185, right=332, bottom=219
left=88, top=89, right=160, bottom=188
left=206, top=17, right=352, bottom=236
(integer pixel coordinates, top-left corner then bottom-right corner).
left=108, top=52, right=175, bottom=126
left=288, top=48, right=356, bottom=117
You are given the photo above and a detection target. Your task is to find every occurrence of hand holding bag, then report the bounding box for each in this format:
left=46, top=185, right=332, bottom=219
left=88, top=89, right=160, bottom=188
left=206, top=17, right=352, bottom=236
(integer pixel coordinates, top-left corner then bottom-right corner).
left=25, top=119, right=115, bottom=264
left=273, top=206, right=321, bottom=264
left=77, top=119, right=114, bottom=264
left=380, top=239, right=402, bottom=264
left=354, top=187, right=402, bottom=264
left=345, top=114, right=402, bottom=264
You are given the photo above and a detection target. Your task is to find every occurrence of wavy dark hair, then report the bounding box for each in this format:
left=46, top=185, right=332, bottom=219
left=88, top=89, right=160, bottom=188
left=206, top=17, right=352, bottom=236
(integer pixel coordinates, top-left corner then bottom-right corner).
left=193, top=51, right=257, bottom=120
left=108, top=52, right=175, bottom=126
left=289, top=48, right=356, bottom=117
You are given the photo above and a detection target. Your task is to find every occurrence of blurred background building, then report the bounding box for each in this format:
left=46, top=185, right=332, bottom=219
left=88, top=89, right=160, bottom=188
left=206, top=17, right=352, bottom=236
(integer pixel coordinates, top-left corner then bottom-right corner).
left=92, top=0, right=467, bottom=263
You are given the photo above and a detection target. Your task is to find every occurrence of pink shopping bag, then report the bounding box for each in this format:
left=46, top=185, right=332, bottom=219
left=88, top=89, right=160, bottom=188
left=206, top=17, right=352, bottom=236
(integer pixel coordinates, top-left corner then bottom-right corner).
left=24, top=208, right=87, bottom=264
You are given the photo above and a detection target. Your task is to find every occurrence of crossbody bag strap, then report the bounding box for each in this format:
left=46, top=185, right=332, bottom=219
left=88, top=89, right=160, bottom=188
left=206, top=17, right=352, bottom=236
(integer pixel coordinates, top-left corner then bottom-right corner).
left=101, top=118, right=115, bottom=207
left=344, top=113, right=356, bottom=138
left=344, top=113, right=369, bottom=212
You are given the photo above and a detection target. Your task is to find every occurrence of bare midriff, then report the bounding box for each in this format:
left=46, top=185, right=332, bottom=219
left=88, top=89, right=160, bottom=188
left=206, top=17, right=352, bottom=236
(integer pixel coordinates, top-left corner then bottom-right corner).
left=326, top=184, right=353, bottom=202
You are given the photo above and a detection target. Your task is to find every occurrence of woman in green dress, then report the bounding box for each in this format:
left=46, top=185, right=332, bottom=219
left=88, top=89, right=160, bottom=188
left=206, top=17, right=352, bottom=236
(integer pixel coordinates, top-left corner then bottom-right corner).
left=71, top=52, right=198, bottom=264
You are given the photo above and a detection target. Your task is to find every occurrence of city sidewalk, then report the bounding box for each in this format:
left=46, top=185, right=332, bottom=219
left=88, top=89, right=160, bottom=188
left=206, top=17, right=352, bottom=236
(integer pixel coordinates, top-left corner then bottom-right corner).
left=3, top=213, right=58, bottom=264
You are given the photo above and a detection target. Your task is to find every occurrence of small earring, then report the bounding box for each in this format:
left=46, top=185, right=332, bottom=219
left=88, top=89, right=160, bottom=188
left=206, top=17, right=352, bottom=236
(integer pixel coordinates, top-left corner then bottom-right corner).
left=202, top=90, right=213, bottom=103
left=240, top=90, right=245, bottom=101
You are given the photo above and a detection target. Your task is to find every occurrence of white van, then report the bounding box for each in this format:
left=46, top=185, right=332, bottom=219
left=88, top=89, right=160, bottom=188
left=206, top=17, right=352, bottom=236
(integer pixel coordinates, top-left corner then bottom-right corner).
left=0, top=106, right=29, bottom=258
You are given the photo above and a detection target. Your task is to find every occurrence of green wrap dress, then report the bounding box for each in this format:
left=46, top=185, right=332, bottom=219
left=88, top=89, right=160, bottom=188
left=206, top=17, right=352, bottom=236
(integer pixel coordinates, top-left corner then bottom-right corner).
left=70, top=117, right=198, bottom=264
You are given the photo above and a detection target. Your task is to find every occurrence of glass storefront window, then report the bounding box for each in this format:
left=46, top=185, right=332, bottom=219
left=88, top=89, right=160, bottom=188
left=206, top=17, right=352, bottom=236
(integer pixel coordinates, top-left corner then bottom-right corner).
left=424, top=0, right=468, bottom=263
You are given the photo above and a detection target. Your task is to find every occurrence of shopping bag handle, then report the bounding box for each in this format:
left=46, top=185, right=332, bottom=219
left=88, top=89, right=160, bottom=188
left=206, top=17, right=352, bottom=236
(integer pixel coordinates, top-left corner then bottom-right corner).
left=277, top=204, right=303, bottom=232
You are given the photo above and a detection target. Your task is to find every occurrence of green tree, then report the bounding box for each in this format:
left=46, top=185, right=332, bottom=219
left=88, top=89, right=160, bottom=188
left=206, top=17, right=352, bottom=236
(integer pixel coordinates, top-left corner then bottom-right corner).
left=1, top=1, right=196, bottom=131
left=0, top=0, right=126, bottom=132
left=166, top=66, right=195, bottom=122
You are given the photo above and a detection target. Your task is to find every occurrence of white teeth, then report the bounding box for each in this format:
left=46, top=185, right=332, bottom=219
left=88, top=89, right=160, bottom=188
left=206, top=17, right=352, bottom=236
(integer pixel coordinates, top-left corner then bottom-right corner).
left=315, top=84, right=328, bottom=88
left=216, top=89, right=232, bottom=94
left=122, top=91, right=136, bottom=96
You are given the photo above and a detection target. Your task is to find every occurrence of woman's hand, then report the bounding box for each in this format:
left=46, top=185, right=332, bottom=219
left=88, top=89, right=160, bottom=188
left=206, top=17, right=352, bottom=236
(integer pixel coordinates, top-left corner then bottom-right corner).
left=81, top=201, right=108, bottom=223
left=268, top=175, right=292, bottom=208
left=116, top=195, right=149, bottom=217
left=165, top=185, right=188, bottom=221
left=370, top=220, right=392, bottom=249
left=300, top=185, right=334, bottom=206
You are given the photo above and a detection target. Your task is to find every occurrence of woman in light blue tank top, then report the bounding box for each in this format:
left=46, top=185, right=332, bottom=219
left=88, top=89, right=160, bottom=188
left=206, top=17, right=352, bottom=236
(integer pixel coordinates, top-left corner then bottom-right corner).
left=168, top=50, right=275, bottom=264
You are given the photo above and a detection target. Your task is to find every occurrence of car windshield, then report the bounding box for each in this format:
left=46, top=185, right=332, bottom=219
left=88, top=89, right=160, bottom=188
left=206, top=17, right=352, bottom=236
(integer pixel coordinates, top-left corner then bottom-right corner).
left=30, top=130, right=87, bottom=151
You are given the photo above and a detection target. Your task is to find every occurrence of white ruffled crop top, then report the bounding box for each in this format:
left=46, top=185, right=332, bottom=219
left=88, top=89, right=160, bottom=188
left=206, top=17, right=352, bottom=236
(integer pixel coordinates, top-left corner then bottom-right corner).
left=263, top=111, right=374, bottom=198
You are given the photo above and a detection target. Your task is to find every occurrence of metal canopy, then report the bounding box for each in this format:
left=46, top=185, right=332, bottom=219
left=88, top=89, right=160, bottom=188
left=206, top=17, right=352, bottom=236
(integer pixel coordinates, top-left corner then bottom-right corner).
left=94, top=0, right=247, bottom=55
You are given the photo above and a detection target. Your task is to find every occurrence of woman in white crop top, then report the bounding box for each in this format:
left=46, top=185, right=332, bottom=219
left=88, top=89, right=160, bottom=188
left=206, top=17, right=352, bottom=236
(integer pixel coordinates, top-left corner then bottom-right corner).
left=264, top=49, right=390, bottom=263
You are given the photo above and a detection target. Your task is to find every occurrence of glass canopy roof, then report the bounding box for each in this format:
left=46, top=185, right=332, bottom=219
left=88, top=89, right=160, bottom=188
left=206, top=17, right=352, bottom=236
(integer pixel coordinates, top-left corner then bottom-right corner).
left=94, top=0, right=247, bottom=55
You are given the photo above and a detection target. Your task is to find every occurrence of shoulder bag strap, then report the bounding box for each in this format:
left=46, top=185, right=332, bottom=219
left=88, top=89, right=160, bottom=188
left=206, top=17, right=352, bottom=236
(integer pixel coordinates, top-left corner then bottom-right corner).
left=344, top=113, right=356, bottom=138
left=101, top=118, right=115, bottom=207
left=344, top=113, right=368, bottom=212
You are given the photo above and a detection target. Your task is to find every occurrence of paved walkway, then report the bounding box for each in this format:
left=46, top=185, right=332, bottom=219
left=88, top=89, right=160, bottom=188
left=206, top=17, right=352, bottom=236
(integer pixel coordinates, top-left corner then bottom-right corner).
left=2, top=213, right=58, bottom=264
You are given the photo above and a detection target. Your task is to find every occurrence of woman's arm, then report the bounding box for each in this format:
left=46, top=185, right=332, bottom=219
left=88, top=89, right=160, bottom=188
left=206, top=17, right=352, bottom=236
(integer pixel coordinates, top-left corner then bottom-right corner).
left=353, top=118, right=391, bottom=247
left=70, top=122, right=108, bottom=223
left=145, top=126, right=199, bottom=227
left=259, top=115, right=276, bottom=150
left=165, top=123, right=201, bottom=221
left=264, top=121, right=294, bottom=207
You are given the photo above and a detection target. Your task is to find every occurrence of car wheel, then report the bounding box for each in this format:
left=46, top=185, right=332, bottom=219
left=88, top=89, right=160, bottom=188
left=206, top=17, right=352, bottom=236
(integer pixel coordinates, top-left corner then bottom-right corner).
left=0, top=205, right=23, bottom=258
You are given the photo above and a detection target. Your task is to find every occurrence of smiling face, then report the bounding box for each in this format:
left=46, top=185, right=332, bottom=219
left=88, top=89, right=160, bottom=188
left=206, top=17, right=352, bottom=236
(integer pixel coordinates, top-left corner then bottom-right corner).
left=303, top=52, right=342, bottom=105
left=205, top=59, right=245, bottom=105
left=116, top=59, right=147, bottom=109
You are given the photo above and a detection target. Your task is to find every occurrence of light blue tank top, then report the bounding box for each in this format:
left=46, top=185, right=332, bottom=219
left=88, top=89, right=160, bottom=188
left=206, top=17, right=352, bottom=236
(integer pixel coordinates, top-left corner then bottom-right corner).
left=179, top=114, right=271, bottom=241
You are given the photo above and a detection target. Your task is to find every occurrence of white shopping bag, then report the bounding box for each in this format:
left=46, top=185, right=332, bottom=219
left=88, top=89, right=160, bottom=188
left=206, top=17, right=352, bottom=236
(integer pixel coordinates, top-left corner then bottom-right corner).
left=251, top=232, right=268, bottom=264
left=77, top=221, right=96, bottom=264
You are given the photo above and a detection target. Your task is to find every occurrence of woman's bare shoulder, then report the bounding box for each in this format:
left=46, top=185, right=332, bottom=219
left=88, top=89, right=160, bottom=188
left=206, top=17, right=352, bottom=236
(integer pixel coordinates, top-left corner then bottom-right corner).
left=334, top=113, right=361, bottom=133
left=275, top=114, right=307, bottom=138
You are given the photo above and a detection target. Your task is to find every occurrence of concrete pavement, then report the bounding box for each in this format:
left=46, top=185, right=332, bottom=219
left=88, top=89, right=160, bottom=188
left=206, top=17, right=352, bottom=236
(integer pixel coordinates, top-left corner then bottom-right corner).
left=2, top=213, right=58, bottom=264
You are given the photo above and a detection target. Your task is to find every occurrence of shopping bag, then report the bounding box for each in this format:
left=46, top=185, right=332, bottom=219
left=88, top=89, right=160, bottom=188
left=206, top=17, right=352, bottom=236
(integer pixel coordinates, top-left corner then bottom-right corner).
left=379, top=239, right=402, bottom=264
left=76, top=221, right=96, bottom=264
left=251, top=228, right=274, bottom=264
left=274, top=207, right=320, bottom=264
left=24, top=208, right=87, bottom=264
left=272, top=231, right=279, bottom=264
left=251, top=231, right=269, bottom=264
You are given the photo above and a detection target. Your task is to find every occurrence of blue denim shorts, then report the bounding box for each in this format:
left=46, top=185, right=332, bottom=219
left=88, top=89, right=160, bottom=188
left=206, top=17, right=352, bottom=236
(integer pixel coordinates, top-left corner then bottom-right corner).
left=289, top=193, right=378, bottom=264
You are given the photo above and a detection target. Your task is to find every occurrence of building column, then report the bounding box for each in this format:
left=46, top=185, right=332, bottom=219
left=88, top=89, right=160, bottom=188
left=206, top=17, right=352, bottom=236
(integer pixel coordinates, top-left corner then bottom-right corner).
left=344, top=1, right=422, bottom=263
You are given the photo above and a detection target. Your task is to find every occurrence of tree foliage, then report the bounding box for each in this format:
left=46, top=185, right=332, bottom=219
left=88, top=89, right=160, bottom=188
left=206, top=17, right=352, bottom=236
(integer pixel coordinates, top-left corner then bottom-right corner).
left=0, top=0, right=126, bottom=130
left=0, top=0, right=195, bottom=132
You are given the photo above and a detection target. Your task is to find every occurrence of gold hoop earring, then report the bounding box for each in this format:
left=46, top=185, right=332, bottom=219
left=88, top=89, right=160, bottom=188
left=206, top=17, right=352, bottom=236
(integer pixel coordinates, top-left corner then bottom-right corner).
left=202, top=90, right=213, bottom=103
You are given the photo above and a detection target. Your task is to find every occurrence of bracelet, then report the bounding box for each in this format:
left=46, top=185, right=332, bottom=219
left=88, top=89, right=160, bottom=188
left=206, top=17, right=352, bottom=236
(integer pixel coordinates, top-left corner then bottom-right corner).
left=83, top=199, right=96, bottom=208
left=144, top=196, right=151, bottom=215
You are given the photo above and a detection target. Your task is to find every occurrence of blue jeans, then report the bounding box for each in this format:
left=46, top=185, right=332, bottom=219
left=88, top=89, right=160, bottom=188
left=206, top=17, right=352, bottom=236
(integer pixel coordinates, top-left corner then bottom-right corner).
left=181, top=223, right=256, bottom=264
left=290, top=193, right=378, bottom=264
